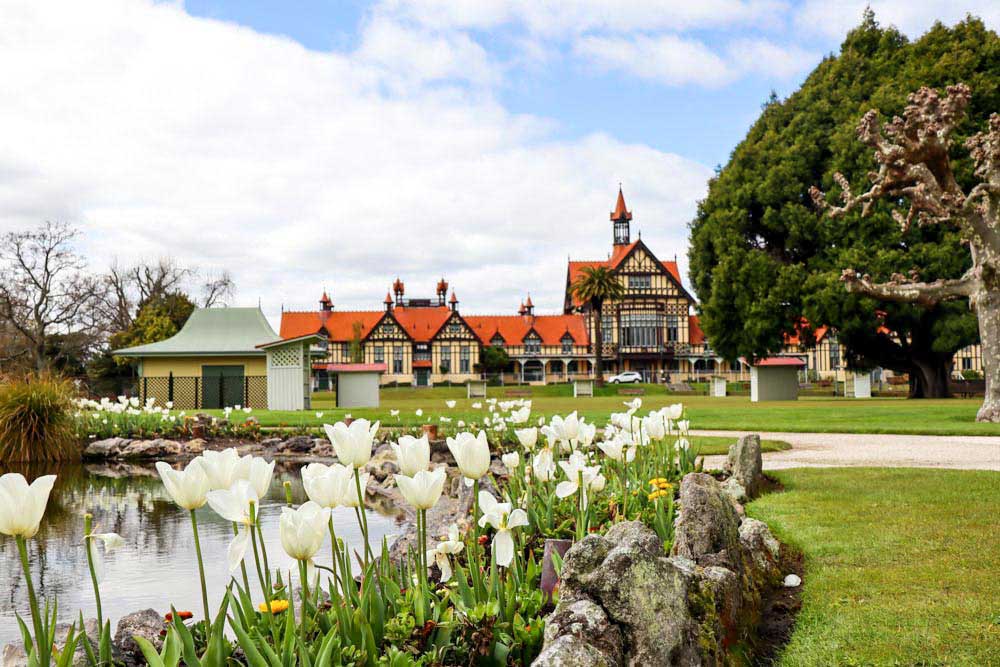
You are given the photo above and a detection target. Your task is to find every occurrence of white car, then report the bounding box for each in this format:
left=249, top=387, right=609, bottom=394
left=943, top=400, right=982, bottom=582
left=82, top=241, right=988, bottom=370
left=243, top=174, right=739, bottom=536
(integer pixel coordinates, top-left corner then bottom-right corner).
left=608, top=371, right=643, bottom=384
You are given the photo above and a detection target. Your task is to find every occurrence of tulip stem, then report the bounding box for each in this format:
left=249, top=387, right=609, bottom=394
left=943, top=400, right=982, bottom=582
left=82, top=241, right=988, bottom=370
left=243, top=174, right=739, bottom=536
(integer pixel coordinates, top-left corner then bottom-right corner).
left=15, top=536, right=48, bottom=667
left=83, top=514, right=104, bottom=630
left=187, top=510, right=211, bottom=628
left=353, top=469, right=373, bottom=566
left=248, top=515, right=271, bottom=609
left=297, top=560, right=309, bottom=643
left=233, top=522, right=252, bottom=594
left=619, top=461, right=629, bottom=521
left=327, top=517, right=343, bottom=595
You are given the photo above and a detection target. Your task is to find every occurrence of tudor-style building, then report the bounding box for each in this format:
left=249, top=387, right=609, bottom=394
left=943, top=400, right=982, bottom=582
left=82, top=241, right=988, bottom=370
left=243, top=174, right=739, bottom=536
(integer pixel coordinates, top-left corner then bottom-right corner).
left=278, top=279, right=591, bottom=387
left=564, top=188, right=716, bottom=380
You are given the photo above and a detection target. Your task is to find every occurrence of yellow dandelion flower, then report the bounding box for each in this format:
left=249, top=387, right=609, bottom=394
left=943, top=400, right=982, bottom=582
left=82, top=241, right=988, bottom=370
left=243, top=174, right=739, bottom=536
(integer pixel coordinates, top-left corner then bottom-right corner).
left=258, top=599, right=289, bottom=614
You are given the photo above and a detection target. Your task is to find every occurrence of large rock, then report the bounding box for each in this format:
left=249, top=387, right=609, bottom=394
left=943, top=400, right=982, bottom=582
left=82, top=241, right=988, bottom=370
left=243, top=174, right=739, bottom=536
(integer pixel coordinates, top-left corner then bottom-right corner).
left=672, top=473, right=742, bottom=570
left=275, top=435, right=314, bottom=454
left=2, top=618, right=99, bottom=667
left=537, top=473, right=786, bottom=666
left=113, top=609, right=164, bottom=667
left=725, top=434, right=764, bottom=498
left=120, top=439, right=182, bottom=459
left=83, top=437, right=131, bottom=459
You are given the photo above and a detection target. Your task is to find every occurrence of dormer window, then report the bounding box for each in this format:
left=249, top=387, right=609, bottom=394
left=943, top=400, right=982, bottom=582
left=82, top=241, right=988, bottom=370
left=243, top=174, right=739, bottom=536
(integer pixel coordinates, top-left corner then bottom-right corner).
left=561, top=335, right=574, bottom=354
left=525, top=335, right=541, bottom=354
left=491, top=334, right=505, bottom=349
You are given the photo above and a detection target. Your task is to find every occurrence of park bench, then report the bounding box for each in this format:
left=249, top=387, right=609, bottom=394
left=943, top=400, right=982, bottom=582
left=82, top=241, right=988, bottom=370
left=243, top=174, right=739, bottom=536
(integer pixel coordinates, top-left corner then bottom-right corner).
left=618, top=387, right=644, bottom=396
left=948, top=380, right=985, bottom=397
left=504, top=388, right=532, bottom=398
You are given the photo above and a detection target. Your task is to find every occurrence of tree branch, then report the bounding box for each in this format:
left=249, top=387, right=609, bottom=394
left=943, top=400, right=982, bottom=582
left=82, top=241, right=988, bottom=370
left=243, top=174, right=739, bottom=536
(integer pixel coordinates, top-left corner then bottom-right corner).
left=840, top=268, right=978, bottom=307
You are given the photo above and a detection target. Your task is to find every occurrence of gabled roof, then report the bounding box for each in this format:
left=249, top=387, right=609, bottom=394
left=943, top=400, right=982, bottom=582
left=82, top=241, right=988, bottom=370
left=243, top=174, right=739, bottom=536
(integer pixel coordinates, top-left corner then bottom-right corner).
left=464, top=314, right=589, bottom=346
left=566, top=239, right=685, bottom=308
left=113, top=308, right=277, bottom=357
left=755, top=356, right=806, bottom=367
left=391, top=306, right=453, bottom=342
left=280, top=310, right=384, bottom=342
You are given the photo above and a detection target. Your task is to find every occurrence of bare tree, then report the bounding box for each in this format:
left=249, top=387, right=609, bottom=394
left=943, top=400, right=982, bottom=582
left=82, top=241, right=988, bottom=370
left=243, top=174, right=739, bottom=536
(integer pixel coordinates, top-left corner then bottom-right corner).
left=98, top=259, right=235, bottom=332
left=0, top=221, right=100, bottom=371
left=811, top=84, right=1000, bottom=422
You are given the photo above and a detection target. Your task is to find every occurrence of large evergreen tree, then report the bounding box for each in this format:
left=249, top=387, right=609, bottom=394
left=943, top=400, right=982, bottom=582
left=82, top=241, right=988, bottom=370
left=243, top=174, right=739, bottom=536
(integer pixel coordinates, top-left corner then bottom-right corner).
left=689, top=12, right=998, bottom=397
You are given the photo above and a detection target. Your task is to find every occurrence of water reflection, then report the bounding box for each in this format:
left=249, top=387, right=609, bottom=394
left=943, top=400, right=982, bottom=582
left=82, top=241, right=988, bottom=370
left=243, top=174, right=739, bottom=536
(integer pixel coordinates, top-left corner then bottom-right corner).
left=0, top=462, right=401, bottom=645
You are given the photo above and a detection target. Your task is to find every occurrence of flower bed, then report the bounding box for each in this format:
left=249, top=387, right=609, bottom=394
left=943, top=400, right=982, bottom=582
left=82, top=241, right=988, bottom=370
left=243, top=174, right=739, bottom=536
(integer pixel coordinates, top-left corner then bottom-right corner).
left=4, top=397, right=789, bottom=666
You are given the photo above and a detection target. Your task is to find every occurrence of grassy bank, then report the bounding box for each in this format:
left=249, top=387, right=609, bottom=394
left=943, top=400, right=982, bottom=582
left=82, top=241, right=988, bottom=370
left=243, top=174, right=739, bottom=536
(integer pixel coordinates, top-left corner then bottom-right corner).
left=749, top=468, right=1000, bottom=665
left=222, top=388, right=996, bottom=435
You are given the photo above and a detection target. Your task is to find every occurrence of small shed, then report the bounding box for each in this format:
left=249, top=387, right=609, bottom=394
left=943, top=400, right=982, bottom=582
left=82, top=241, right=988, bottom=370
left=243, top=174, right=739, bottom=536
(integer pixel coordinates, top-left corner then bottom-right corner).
left=573, top=379, right=594, bottom=398
left=257, top=333, right=328, bottom=411
left=848, top=372, right=872, bottom=399
left=710, top=376, right=727, bottom=398
left=750, top=357, right=805, bottom=402
left=322, top=363, right=386, bottom=408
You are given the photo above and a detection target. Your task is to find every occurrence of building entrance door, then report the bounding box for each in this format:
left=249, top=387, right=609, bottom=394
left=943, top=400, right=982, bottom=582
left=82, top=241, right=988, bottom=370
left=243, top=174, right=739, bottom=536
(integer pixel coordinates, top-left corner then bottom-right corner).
left=202, top=365, right=245, bottom=408
left=415, top=369, right=430, bottom=387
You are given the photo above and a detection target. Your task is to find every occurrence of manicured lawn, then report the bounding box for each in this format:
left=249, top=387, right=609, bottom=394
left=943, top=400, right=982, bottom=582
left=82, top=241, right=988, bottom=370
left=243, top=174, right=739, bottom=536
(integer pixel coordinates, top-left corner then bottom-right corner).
left=749, top=468, right=1000, bottom=666
left=231, top=387, right=997, bottom=435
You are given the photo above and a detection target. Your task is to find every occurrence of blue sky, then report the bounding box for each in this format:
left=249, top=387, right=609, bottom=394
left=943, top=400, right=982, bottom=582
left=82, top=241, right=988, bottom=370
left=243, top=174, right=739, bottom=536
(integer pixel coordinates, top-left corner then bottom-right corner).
left=1, top=1, right=997, bottom=321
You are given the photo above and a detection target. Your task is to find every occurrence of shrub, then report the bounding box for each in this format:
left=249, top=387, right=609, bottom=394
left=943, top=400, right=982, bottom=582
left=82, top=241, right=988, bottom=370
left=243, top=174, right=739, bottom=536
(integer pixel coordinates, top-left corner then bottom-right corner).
left=0, top=373, right=79, bottom=463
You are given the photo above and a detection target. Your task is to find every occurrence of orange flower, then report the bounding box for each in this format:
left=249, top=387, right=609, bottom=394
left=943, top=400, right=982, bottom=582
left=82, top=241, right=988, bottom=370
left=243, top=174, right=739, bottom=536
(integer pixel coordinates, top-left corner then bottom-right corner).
left=164, top=611, right=192, bottom=622
left=258, top=599, right=290, bottom=614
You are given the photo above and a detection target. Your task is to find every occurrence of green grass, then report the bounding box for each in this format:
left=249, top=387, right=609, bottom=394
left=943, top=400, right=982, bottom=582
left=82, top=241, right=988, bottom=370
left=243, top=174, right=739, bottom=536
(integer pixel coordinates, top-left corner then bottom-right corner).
left=748, top=468, right=1000, bottom=666
left=230, top=386, right=998, bottom=436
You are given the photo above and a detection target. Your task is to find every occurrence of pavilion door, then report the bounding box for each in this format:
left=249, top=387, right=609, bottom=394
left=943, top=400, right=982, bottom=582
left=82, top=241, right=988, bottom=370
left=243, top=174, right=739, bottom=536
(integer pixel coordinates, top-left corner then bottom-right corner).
left=415, top=369, right=430, bottom=387
left=202, top=365, right=245, bottom=409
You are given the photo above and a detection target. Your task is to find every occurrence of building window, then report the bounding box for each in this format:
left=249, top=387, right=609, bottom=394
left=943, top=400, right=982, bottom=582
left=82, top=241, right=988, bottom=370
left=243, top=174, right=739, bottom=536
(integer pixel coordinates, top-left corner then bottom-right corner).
left=374, top=346, right=384, bottom=363
left=601, top=314, right=613, bottom=343
left=393, top=346, right=403, bottom=374
left=628, top=274, right=651, bottom=290
left=341, top=343, right=350, bottom=357
left=963, top=356, right=972, bottom=370
left=666, top=315, right=678, bottom=342
left=620, top=312, right=661, bottom=347
left=460, top=346, right=470, bottom=373
left=414, top=343, right=431, bottom=361
left=561, top=336, right=573, bottom=354
left=525, top=336, right=541, bottom=354
left=440, top=345, right=451, bottom=372
left=829, top=340, right=840, bottom=370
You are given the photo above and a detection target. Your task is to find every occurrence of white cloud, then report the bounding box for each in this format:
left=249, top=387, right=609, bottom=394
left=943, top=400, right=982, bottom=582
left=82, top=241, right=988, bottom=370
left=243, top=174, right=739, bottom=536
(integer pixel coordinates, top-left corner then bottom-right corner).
left=575, top=34, right=734, bottom=87
left=0, top=0, right=711, bottom=326
left=574, top=33, right=817, bottom=87
left=794, top=0, right=1000, bottom=40
left=381, top=0, right=788, bottom=35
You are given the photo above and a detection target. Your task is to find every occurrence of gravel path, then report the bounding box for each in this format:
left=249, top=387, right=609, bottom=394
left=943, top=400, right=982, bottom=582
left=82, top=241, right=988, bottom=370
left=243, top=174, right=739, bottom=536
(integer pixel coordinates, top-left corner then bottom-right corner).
left=694, top=429, right=1000, bottom=471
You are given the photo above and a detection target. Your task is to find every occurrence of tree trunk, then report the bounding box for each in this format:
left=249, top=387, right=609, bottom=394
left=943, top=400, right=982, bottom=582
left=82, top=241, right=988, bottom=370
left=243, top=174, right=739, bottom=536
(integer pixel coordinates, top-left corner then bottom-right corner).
left=593, top=300, right=604, bottom=388
left=975, top=286, right=1000, bottom=422
left=907, top=356, right=952, bottom=398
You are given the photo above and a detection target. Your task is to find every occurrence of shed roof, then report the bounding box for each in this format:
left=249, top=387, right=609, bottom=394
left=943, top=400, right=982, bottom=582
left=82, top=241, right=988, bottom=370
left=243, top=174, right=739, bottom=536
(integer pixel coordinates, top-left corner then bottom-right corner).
left=754, top=356, right=806, bottom=367
left=319, top=363, right=387, bottom=373
left=113, top=307, right=277, bottom=357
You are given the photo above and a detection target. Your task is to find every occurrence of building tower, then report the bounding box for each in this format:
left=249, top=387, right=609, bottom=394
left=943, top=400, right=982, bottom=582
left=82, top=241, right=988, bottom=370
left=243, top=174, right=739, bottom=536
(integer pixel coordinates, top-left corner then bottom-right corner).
left=319, top=290, right=333, bottom=312
left=436, top=277, right=449, bottom=306
left=611, top=186, right=632, bottom=245
left=393, top=278, right=405, bottom=306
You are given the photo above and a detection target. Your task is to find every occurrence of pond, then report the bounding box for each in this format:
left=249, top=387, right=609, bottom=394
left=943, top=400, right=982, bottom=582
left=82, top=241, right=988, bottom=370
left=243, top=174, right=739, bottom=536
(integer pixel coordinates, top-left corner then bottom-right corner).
left=0, top=462, right=400, bottom=645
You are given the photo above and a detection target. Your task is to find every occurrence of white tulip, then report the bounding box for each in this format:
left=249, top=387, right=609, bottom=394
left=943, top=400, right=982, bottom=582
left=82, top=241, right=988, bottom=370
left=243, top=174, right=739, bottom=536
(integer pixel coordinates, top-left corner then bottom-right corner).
left=623, top=397, right=642, bottom=412
left=427, top=524, right=464, bottom=582
left=206, top=479, right=258, bottom=572
left=501, top=452, right=520, bottom=471
left=279, top=501, right=330, bottom=562
left=445, top=400, right=456, bottom=409
left=514, top=427, right=537, bottom=450
left=578, top=421, right=597, bottom=447
left=532, top=448, right=556, bottom=482
left=471, top=402, right=482, bottom=409
left=597, top=438, right=636, bottom=463
left=391, top=434, right=431, bottom=476
left=85, top=531, right=125, bottom=582
left=415, top=409, right=423, bottom=417
left=394, top=467, right=446, bottom=510
left=668, top=403, right=684, bottom=420
left=236, top=455, right=275, bottom=498
left=0, top=473, right=57, bottom=539
left=477, top=491, right=528, bottom=567
left=390, top=409, right=400, bottom=417
left=198, top=448, right=243, bottom=490
left=446, top=431, right=491, bottom=484
left=156, top=459, right=210, bottom=510
left=676, top=419, right=691, bottom=434
left=643, top=414, right=666, bottom=441
left=302, top=462, right=351, bottom=508
left=324, top=419, right=379, bottom=469
left=508, top=406, right=530, bottom=424
left=555, top=452, right=603, bottom=509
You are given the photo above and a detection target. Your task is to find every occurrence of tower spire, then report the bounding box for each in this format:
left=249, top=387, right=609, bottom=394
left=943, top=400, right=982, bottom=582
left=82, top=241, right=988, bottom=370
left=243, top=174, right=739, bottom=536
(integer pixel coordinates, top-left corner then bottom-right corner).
left=611, top=185, right=632, bottom=245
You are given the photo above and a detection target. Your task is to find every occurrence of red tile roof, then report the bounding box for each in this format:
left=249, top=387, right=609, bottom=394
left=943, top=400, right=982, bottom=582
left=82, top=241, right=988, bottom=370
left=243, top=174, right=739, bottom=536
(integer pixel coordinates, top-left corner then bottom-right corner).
left=688, top=315, right=705, bottom=344
left=318, top=363, right=386, bottom=373
left=412, top=360, right=432, bottom=368
left=755, top=356, right=806, bottom=367
left=392, top=306, right=453, bottom=342
left=464, top=314, right=589, bottom=346
left=281, top=306, right=456, bottom=344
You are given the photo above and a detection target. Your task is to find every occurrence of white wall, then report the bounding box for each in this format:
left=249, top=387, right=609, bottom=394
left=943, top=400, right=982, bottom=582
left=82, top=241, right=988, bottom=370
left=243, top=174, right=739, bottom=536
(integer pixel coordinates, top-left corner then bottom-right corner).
left=751, top=366, right=799, bottom=402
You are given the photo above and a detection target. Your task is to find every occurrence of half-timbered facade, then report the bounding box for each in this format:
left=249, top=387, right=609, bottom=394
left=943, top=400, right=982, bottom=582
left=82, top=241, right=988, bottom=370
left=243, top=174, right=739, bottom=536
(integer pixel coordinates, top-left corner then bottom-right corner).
left=564, top=189, right=714, bottom=380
